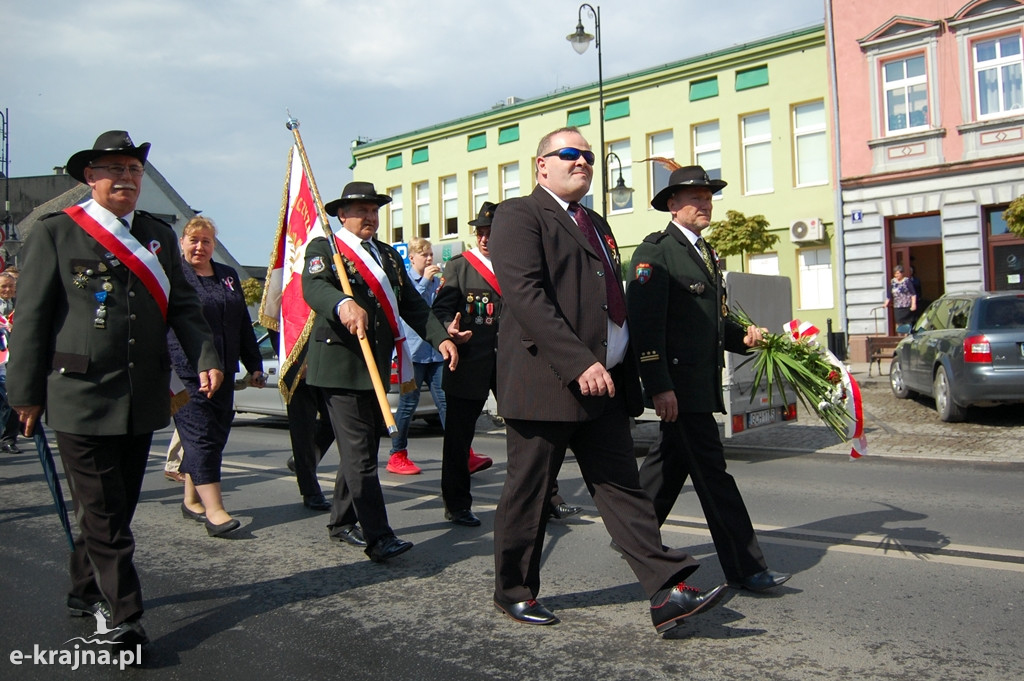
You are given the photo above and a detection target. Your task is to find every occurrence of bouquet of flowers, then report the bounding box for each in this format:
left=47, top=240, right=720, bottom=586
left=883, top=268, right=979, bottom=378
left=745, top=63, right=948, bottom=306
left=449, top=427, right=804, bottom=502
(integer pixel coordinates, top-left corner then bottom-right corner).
left=730, top=307, right=867, bottom=459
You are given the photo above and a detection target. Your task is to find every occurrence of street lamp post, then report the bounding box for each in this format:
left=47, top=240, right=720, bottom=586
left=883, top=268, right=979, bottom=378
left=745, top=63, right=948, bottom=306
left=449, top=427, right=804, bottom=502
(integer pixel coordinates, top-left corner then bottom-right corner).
left=566, top=3, right=606, bottom=217
left=605, top=152, right=634, bottom=209
left=0, top=107, right=13, bottom=271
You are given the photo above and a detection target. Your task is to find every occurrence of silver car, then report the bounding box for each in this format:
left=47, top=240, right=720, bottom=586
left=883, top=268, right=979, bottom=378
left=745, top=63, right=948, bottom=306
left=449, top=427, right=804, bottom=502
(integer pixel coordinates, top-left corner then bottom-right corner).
left=889, top=291, right=1024, bottom=421
left=233, top=330, right=441, bottom=423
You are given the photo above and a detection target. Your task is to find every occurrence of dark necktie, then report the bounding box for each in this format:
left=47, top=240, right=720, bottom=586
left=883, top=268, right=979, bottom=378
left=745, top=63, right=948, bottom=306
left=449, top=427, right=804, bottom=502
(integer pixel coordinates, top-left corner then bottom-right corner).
left=696, top=237, right=715, bottom=273
left=118, top=217, right=130, bottom=230
left=569, top=202, right=626, bottom=326
left=361, top=240, right=381, bottom=266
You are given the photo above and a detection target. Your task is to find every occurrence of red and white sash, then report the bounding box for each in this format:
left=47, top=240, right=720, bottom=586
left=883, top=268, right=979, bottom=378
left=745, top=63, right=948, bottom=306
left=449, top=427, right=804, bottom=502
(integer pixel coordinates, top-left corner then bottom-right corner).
left=331, top=229, right=414, bottom=388
left=462, top=248, right=501, bottom=296
left=65, top=200, right=171, bottom=320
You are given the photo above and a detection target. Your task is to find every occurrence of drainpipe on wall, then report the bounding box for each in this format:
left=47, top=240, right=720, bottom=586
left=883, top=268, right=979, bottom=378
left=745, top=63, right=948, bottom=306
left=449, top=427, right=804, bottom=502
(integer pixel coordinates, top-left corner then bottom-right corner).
left=825, top=0, right=849, bottom=336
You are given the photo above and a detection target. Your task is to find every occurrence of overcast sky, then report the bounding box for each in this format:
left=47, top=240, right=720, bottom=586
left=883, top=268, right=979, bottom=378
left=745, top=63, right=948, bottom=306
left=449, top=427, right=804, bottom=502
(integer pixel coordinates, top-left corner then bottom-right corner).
left=4, top=0, right=825, bottom=266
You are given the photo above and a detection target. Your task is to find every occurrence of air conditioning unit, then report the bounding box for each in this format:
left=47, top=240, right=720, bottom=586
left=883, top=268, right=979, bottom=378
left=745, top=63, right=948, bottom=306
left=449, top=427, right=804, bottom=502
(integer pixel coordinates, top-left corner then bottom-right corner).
left=790, top=217, right=824, bottom=243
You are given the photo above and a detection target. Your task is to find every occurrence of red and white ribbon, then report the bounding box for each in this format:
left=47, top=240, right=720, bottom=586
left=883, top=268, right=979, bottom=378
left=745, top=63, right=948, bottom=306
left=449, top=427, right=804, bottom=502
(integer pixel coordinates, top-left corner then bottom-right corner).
left=784, top=318, right=866, bottom=460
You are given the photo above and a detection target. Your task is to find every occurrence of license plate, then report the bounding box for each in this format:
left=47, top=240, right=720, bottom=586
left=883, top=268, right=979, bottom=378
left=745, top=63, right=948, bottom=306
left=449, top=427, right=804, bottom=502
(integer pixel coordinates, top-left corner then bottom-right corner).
left=747, top=408, right=778, bottom=428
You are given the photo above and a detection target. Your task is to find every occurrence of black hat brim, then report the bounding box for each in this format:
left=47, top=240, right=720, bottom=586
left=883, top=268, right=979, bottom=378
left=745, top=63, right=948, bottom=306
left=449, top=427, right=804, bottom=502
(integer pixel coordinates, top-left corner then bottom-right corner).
left=651, top=178, right=728, bottom=212
left=324, top=194, right=391, bottom=217
left=66, top=143, right=150, bottom=184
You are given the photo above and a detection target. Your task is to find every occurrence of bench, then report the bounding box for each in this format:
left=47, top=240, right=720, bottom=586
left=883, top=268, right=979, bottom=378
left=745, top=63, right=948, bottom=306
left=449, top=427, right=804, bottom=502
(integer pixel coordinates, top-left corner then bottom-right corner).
left=867, top=335, right=902, bottom=377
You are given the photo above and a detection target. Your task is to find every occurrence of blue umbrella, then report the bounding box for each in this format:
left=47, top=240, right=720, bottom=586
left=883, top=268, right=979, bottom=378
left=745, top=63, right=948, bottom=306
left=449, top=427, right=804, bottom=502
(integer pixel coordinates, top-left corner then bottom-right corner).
left=32, top=424, right=76, bottom=551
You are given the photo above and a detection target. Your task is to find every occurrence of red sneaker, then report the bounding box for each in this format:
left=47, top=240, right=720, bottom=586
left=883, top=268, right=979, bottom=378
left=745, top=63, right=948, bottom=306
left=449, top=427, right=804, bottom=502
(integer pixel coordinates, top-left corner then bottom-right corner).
left=468, top=448, right=493, bottom=474
left=386, top=450, right=422, bottom=475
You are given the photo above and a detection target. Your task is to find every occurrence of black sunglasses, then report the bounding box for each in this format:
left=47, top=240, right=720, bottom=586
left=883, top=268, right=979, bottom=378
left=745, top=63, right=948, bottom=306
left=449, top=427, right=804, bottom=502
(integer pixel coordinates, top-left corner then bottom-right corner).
left=542, top=147, right=595, bottom=165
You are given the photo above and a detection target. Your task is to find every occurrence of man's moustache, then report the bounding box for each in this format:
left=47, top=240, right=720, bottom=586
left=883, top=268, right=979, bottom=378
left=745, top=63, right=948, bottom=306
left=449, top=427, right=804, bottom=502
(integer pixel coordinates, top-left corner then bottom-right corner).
left=112, top=184, right=137, bottom=190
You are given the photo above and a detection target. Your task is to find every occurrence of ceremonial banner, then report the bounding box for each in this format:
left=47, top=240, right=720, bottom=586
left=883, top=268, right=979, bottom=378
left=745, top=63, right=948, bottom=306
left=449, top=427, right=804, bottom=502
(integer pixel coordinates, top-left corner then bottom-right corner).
left=258, top=146, right=319, bottom=402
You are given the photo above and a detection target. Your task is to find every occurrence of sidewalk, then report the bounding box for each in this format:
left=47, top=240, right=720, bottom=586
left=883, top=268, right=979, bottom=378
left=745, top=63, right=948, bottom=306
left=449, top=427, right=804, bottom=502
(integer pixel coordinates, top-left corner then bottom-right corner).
left=632, top=360, right=1024, bottom=465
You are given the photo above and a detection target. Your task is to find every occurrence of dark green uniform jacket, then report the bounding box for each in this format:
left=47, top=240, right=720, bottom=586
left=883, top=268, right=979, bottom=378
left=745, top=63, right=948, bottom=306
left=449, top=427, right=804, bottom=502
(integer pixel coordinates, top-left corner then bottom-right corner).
left=301, top=235, right=449, bottom=391
left=7, top=209, right=219, bottom=435
left=626, top=222, right=748, bottom=414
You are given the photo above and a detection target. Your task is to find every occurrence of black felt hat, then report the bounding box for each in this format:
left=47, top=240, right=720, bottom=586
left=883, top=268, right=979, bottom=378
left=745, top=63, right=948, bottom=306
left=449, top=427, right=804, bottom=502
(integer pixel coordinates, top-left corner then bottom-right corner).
left=650, top=165, right=727, bottom=212
left=468, top=201, right=499, bottom=227
left=66, top=130, right=151, bottom=184
left=324, top=181, right=392, bottom=216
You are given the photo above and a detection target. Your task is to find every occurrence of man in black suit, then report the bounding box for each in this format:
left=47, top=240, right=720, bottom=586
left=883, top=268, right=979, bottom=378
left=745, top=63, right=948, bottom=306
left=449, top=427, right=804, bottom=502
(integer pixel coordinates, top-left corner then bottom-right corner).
left=8, top=131, right=222, bottom=646
left=489, top=127, right=726, bottom=634
left=626, top=165, right=790, bottom=594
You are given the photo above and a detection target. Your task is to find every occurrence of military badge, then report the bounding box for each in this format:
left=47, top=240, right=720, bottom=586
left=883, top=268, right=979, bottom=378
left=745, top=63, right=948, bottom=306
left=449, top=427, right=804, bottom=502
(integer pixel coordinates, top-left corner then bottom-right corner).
left=308, top=256, right=326, bottom=274
left=148, top=239, right=162, bottom=255
left=634, top=262, right=652, bottom=284
left=688, top=282, right=706, bottom=295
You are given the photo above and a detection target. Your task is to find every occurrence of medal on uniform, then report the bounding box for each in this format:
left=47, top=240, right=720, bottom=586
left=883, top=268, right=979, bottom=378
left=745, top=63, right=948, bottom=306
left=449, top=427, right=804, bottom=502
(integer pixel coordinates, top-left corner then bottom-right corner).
left=102, top=279, right=114, bottom=292
left=94, top=291, right=108, bottom=329
left=73, top=271, right=88, bottom=289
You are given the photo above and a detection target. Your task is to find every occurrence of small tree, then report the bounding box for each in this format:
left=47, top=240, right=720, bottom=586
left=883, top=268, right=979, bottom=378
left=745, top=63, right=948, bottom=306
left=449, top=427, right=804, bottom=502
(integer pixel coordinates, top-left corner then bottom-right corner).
left=704, top=210, right=779, bottom=270
left=1005, top=194, right=1024, bottom=238
left=241, top=277, right=264, bottom=307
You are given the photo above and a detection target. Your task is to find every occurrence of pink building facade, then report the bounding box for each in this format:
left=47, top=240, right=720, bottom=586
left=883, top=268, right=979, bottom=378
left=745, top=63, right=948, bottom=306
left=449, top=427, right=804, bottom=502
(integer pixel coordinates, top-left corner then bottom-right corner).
left=828, top=0, right=1024, bottom=354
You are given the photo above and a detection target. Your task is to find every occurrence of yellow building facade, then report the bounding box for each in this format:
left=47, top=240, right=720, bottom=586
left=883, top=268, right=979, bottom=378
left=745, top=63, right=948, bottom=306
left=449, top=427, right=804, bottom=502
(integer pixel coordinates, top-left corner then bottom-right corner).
left=352, top=26, right=840, bottom=330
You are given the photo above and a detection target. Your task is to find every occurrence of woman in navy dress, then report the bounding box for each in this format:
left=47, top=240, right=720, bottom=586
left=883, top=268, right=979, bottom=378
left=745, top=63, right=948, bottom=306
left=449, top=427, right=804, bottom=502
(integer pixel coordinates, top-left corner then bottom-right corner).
left=172, top=217, right=265, bottom=537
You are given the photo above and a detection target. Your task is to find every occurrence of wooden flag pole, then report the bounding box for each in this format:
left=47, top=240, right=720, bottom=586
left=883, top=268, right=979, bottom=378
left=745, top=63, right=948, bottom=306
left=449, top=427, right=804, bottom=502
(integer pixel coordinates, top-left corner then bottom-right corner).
left=287, top=114, right=398, bottom=435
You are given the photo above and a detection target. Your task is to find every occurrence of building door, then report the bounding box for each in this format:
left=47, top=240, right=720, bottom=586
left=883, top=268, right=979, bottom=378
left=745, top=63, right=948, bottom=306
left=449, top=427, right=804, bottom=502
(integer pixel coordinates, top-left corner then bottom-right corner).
left=986, top=206, right=1024, bottom=291
left=889, top=214, right=944, bottom=334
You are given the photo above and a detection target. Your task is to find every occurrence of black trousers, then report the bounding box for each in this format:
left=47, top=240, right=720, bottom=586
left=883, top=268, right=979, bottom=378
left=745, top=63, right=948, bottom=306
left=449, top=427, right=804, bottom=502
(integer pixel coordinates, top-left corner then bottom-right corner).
left=286, top=380, right=335, bottom=497
left=639, top=412, right=767, bottom=582
left=320, top=389, right=395, bottom=549
left=440, top=394, right=487, bottom=513
left=494, top=395, right=698, bottom=605
left=55, top=430, right=153, bottom=626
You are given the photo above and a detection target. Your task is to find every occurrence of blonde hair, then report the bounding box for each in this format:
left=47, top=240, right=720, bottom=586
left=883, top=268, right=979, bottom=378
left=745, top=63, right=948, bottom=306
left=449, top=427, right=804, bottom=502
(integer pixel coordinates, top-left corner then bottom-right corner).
left=183, top=216, right=217, bottom=238
left=408, top=237, right=433, bottom=255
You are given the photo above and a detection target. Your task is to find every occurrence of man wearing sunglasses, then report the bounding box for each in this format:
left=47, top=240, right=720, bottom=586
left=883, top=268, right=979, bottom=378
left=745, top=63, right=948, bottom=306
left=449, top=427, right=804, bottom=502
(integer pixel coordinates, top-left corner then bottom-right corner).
left=489, top=127, right=726, bottom=634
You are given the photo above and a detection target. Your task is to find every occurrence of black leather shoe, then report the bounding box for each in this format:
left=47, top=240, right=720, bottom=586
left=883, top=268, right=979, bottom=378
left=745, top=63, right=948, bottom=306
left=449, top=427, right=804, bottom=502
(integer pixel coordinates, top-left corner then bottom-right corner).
left=303, top=493, right=331, bottom=511
left=181, top=502, right=206, bottom=522
left=205, top=517, right=241, bottom=537
left=366, top=534, right=413, bottom=563
left=650, top=583, right=728, bottom=634
left=445, top=508, right=481, bottom=527
left=331, top=524, right=367, bottom=547
left=286, top=456, right=296, bottom=473
left=67, top=596, right=111, bottom=621
left=1, top=442, right=22, bottom=453
left=494, top=598, right=560, bottom=625
left=549, top=503, right=583, bottom=520
left=729, top=569, right=791, bottom=592
left=109, top=618, right=149, bottom=646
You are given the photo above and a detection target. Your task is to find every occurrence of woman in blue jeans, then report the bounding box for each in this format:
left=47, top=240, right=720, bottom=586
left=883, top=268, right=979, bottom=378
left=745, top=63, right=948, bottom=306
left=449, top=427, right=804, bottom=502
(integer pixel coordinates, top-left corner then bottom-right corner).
left=387, top=238, right=447, bottom=475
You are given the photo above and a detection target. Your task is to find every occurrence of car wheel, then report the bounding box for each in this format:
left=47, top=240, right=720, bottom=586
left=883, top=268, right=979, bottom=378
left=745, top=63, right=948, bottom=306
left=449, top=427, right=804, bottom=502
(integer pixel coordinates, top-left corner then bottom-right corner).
left=889, top=357, right=910, bottom=399
left=933, top=366, right=966, bottom=422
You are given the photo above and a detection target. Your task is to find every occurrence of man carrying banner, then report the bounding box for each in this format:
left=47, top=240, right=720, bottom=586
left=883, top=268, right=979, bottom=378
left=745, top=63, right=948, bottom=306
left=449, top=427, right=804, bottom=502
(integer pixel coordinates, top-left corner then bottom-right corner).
left=303, top=181, right=459, bottom=563
left=8, top=130, right=222, bottom=646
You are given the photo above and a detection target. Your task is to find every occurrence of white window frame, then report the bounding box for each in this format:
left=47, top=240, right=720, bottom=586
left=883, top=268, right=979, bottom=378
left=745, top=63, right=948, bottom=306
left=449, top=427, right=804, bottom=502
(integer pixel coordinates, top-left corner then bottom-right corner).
left=388, top=186, right=403, bottom=243
left=882, top=54, right=929, bottom=135
left=793, top=101, right=828, bottom=187
left=693, top=121, right=723, bottom=199
left=501, top=162, right=520, bottom=199
left=797, top=247, right=833, bottom=310
left=415, top=181, right=430, bottom=239
left=648, top=131, right=674, bottom=204
left=973, top=33, right=1024, bottom=119
left=471, top=169, right=489, bottom=215
left=741, top=112, right=773, bottom=195
left=441, top=175, right=458, bottom=238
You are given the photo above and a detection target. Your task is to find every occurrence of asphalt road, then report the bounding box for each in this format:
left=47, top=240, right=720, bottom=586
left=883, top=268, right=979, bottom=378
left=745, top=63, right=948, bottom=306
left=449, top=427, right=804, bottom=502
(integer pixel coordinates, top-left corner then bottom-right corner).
left=2, top=415, right=1022, bottom=681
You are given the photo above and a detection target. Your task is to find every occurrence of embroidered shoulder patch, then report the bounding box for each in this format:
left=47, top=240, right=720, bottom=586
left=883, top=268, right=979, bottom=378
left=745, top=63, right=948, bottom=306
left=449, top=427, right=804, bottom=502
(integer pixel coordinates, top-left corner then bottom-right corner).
left=308, top=256, right=326, bottom=274
left=633, top=262, right=652, bottom=284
